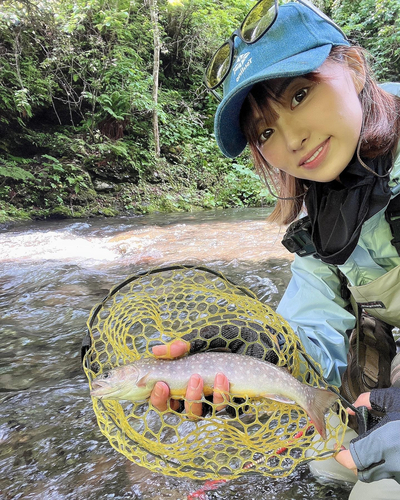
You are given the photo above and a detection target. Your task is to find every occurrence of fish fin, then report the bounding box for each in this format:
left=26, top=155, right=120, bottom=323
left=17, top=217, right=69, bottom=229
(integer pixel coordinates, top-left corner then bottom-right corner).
left=306, top=388, right=338, bottom=440
left=137, top=374, right=149, bottom=387
left=263, top=394, right=296, bottom=405
left=169, top=389, right=186, bottom=398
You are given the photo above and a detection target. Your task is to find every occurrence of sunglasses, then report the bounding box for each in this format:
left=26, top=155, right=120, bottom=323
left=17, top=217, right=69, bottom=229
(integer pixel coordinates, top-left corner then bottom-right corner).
left=204, top=0, right=347, bottom=101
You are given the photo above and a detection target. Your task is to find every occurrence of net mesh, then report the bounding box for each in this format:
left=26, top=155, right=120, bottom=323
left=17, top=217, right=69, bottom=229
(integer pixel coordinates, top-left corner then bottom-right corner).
left=83, top=265, right=347, bottom=479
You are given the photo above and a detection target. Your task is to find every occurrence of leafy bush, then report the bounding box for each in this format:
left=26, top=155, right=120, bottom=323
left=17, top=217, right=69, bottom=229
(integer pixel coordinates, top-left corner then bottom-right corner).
left=2, top=0, right=395, bottom=221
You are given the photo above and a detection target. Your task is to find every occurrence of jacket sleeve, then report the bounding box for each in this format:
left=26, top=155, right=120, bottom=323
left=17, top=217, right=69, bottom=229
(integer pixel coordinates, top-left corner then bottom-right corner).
left=349, top=388, right=400, bottom=483
left=276, top=254, right=356, bottom=387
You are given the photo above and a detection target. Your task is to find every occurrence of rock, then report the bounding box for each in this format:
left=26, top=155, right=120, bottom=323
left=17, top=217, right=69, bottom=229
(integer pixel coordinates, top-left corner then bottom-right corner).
left=93, top=180, right=117, bottom=192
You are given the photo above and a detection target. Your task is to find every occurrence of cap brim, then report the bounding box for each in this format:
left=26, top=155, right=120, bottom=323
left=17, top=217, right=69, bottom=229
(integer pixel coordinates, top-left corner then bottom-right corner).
left=214, top=44, right=333, bottom=159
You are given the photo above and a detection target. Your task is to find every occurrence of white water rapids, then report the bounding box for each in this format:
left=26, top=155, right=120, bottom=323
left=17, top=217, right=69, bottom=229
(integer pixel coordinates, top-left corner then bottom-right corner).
left=0, top=208, right=351, bottom=500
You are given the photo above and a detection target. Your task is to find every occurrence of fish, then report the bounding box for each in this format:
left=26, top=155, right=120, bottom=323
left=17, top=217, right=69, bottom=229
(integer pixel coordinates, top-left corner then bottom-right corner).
left=90, top=351, right=338, bottom=439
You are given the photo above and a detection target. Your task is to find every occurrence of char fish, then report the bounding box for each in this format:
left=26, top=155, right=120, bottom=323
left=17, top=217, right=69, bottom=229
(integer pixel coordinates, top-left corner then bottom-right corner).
left=90, top=351, right=337, bottom=438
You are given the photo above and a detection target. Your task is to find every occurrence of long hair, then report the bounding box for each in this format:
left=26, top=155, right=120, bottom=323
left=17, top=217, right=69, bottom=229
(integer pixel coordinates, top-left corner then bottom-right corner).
left=239, top=45, right=400, bottom=225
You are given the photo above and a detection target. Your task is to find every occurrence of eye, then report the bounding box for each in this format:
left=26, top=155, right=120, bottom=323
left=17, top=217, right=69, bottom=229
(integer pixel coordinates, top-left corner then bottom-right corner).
left=291, top=88, right=309, bottom=108
left=102, top=371, right=110, bottom=379
left=259, top=128, right=273, bottom=144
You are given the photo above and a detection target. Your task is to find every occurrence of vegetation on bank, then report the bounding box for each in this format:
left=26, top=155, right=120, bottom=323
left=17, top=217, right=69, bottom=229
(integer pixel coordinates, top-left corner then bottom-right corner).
left=0, top=0, right=399, bottom=222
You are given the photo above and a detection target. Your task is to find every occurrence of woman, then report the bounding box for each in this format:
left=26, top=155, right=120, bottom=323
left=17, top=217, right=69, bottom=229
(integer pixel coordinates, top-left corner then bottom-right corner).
left=151, top=2, right=400, bottom=497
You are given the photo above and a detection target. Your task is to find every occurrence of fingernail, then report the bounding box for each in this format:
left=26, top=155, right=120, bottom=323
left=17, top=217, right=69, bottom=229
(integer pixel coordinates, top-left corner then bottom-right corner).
left=170, top=340, right=190, bottom=357
left=189, top=374, right=202, bottom=391
left=153, top=383, right=164, bottom=398
left=215, top=373, right=224, bottom=385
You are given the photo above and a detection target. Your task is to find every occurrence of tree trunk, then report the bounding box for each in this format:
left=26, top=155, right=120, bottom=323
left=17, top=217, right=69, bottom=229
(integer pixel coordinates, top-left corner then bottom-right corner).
left=149, top=0, right=160, bottom=157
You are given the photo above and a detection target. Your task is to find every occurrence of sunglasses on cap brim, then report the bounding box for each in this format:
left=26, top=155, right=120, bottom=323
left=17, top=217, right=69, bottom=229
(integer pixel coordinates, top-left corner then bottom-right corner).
left=204, top=0, right=347, bottom=101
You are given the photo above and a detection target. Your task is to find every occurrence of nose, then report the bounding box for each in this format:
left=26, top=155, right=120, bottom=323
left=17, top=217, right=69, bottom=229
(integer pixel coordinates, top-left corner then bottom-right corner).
left=281, top=117, right=309, bottom=152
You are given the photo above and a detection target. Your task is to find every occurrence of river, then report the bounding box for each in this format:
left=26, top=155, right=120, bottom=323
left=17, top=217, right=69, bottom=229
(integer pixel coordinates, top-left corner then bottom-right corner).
left=0, top=208, right=352, bottom=499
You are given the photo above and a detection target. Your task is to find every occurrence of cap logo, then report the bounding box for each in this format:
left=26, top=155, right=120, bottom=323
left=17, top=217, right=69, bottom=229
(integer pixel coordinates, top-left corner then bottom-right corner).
left=233, top=51, right=252, bottom=83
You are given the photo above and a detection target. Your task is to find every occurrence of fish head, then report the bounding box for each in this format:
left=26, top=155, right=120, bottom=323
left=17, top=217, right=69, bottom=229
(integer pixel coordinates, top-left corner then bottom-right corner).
left=90, top=364, right=148, bottom=401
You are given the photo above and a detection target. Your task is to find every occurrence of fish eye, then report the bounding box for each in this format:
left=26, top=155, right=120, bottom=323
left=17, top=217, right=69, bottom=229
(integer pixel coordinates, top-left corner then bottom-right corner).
left=102, top=371, right=110, bottom=379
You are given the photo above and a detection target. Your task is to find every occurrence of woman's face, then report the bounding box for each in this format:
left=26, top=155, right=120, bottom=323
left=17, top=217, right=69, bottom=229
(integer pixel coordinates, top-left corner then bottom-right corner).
left=253, top=59, right=363, bottom=183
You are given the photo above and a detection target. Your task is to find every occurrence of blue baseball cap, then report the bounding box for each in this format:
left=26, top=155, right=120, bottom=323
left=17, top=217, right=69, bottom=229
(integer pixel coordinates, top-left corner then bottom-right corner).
left=214, top=2, right=350, bottom=158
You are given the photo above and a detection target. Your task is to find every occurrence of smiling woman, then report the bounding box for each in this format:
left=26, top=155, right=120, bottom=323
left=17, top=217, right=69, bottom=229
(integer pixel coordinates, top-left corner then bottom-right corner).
left=243, top=55, right=364, bottom=184
left=151, top=2, right=400, bottom=499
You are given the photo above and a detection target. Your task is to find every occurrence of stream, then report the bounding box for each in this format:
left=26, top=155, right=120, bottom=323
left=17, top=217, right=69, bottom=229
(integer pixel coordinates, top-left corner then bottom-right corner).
left=0, top=208, right=352, bottom=499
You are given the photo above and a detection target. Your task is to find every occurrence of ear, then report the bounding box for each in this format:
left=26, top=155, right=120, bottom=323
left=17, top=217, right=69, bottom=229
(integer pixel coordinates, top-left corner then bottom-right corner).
left=344, top=48, right=366, bottom=95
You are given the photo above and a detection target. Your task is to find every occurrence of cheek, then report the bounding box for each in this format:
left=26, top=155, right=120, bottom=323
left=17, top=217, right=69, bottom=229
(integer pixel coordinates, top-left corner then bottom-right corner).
left=262, top=144, right=287, bottom=171
left=333, top=88, right=363, bottom=137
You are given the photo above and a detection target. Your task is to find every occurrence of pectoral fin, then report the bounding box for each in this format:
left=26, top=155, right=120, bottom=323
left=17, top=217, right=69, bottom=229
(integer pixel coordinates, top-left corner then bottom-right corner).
left=137, top=374, right=149, bottom=387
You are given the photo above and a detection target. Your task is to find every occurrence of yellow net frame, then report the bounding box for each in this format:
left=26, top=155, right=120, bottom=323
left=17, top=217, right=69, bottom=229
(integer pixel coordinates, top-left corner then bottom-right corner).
left=83, top=265, right=347, bottom=479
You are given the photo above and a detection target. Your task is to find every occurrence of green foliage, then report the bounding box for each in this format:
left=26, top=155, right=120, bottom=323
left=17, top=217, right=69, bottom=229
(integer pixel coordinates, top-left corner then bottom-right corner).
left=0, top=151, right=92, bottom=211
left=0, top=156, right=35, bottom=181
left=1, top=0, right=398, bottom=221
left=329, top=0, right=400, bottom=80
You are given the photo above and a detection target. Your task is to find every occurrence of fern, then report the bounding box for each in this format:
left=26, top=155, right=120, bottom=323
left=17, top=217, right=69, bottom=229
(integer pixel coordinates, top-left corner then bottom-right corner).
left=0, top=166, right=35, bottom=181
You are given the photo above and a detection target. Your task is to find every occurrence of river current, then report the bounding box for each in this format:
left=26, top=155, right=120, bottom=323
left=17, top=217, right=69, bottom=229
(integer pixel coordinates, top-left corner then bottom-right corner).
left=0, top=208, right=352, bottom=499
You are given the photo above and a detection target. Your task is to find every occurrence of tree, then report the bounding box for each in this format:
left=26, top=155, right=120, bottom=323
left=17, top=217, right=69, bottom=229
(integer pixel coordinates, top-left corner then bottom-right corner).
left=149, top=0, right=161, bottom=157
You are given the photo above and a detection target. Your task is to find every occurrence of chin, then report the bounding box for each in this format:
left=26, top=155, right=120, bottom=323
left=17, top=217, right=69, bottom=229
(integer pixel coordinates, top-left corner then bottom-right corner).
left=308, top=166, right=348, bottom=183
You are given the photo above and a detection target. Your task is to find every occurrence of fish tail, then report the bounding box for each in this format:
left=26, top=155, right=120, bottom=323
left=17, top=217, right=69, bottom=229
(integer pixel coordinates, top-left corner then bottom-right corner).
left=306, top=388, right=338, bottom=439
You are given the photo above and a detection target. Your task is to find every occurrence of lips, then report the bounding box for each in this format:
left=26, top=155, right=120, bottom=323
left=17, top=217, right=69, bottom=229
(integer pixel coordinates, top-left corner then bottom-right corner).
left=299, top=138, right=331, bottom=169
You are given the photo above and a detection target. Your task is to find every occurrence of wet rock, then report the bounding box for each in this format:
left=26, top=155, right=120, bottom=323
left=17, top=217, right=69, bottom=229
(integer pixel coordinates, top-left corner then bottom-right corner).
left=93, top=180, right=117, bottom=192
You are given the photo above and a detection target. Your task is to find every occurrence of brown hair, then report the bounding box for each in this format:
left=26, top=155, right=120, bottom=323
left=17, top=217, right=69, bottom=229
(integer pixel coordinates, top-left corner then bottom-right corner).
left=239, top=45, right=400, bottom=225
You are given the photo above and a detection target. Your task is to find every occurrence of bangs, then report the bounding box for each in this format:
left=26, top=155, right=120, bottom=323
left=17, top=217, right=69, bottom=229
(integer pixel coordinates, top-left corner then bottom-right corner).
left=238, top=46, right=400, bottom=225
left=239, top=74, right=320, bottom=147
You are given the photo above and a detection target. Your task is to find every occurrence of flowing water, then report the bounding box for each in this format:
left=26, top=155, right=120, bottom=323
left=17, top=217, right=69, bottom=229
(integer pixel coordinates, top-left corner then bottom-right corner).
left=0, top=208, right=352, bottom=500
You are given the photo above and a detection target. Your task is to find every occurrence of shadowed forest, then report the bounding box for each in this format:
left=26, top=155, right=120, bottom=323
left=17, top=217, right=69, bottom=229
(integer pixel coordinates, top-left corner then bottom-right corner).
left=1, top=0, right=399, bottom=221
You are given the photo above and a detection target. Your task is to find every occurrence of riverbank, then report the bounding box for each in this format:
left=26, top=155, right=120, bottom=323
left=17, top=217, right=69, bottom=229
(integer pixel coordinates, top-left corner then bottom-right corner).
left=1, top=154, right=274, bottom=223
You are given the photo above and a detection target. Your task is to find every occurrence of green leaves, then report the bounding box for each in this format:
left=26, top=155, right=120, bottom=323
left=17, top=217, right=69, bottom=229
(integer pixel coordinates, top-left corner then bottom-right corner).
left=5, top=0, right=397, bottom=221
left=330, top=0, right=400, bottom=80
left=0, top=165, right=35, bottom=181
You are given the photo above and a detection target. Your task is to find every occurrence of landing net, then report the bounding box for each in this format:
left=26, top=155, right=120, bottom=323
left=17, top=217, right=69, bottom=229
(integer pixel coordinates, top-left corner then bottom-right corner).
left=83, top=265, right=347, bottom=479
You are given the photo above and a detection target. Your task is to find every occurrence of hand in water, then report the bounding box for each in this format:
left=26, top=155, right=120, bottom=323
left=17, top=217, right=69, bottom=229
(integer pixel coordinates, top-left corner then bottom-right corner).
left=150, top=340, right=230, bottom=417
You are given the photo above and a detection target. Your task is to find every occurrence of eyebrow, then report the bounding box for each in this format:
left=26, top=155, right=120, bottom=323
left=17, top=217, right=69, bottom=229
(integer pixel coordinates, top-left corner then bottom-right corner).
left=273, top=77, right=299, bottom=99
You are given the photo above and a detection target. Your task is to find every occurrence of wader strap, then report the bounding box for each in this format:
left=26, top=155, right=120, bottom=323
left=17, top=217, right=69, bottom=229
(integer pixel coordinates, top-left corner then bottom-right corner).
left=364, top=345, right=379, bottom=384
left=349, top=297, right=382, bottom=384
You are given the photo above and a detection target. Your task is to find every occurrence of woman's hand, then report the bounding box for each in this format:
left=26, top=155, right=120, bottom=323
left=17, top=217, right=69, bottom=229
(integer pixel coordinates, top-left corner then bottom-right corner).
left=334, top=446, right=357, bottom=475
left=149, top=340, right=230, bottom=417
left=335, top=389, right=400, bottom=484
left=334, top=392, right=371, bottom=475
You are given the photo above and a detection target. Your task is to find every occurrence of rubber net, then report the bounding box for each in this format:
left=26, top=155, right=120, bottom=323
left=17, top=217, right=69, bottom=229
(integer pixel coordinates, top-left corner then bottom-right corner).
left=83, top=265, right=347, bottom=479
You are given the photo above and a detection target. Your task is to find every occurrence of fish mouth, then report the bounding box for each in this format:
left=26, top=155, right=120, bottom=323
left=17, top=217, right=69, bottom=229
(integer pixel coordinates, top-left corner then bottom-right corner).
left=90, top=380, right=118, bottom=399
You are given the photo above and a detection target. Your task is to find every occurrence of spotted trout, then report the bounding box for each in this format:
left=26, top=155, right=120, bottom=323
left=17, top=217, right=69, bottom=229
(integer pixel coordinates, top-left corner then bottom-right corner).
left=90, top=351, right=338, bottom=439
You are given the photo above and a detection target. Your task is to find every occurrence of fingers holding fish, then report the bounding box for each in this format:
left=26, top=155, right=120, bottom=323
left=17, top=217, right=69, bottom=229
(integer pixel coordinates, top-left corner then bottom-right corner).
left=185, top=374, right=204, bottom=418
left=213, top=372, right=230, bottom=412
left=185, top=372, right=230, bottom=417
left=149, top=372, right=230, bottom=417
left=152, top=340, right=189, bottom=360
left=150, top=340, right=191, bottom=412
left=150, top=381, right=180, bottom=412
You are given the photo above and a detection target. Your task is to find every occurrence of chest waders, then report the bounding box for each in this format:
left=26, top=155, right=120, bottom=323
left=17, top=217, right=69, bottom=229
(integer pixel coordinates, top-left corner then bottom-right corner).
left=282, top=189, right=400, bottom=429
left=342, top=192, right=400, bottom=412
